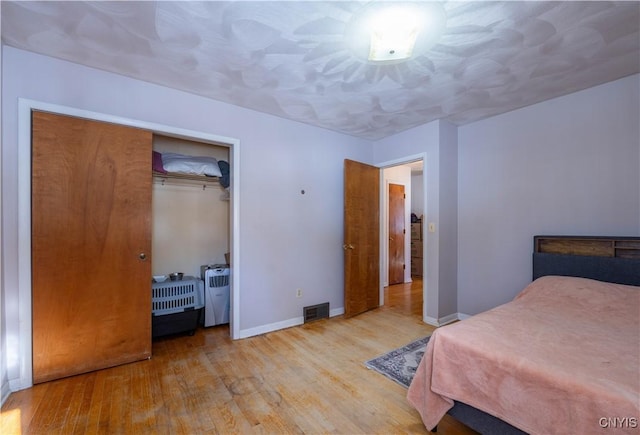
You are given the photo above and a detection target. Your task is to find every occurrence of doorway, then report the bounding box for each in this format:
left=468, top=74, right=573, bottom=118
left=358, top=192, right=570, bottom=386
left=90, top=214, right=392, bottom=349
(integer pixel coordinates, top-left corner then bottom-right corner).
left=381, top=160, right=424, bottom=317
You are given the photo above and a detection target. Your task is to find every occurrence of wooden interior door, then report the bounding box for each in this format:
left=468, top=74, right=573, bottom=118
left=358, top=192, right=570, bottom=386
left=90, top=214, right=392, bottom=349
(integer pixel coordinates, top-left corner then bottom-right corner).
left=32, top=111, right=153, bottom=384
left=388, top=183, right=405, bottom=285
left=344, top=159, right=380, bottom=318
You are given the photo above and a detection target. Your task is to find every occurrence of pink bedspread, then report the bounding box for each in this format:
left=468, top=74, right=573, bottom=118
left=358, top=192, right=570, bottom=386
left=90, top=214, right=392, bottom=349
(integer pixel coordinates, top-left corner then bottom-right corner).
left=407, top=276, right=640, bottom=434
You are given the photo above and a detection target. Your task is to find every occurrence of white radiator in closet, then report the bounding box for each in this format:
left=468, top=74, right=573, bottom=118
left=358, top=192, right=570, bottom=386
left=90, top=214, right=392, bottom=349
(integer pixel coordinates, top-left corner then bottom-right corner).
left=201, top=265, right=230, bottom=327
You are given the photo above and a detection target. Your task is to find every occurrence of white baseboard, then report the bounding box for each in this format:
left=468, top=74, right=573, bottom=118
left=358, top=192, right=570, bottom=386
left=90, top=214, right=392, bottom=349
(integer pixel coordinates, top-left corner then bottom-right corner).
left=1, top=380, right=11, bottom=407
left=8, top=377, right=31, bottom=393
left=330, top=307, right=344, bottom=317
left=424, top=312, right=471, bottom=327
left=238, top=317, right=304, bottom=339
left=438, top=313, right=459, bottom=326
left=424, top=316, right=439, bottom=327
left=4, top=374, right=34, bottom=405
left=238, top=306, right=345, bottom=339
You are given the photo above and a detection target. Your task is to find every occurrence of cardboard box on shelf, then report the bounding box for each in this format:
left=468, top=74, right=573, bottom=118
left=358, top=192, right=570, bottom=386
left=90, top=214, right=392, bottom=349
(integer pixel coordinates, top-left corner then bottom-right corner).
left=410, top=222, right=422, bottom=240
left=411, top=240, right=423, bottom=258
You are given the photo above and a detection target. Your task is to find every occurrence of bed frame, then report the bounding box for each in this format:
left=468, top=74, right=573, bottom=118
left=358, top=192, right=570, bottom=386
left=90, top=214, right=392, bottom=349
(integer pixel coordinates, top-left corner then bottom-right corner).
left=442, top=235, right=640, bottom=435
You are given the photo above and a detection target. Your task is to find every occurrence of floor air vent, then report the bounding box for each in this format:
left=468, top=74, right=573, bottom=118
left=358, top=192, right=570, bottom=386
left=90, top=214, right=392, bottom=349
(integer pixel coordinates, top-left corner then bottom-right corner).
left=304, top=302, right=329, bottom=323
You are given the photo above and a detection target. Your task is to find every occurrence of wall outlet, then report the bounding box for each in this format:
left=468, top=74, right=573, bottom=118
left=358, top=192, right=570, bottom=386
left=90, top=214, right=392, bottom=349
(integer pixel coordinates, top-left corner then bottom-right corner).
left=428, top=222, right=436, bottom=233
left=296, top=288, right=303, bottom=298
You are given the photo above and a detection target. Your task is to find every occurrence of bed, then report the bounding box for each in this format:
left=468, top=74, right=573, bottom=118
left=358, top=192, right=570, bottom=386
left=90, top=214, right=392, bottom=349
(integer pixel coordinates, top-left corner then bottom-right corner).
left=407, top=236, right=640, bottom=435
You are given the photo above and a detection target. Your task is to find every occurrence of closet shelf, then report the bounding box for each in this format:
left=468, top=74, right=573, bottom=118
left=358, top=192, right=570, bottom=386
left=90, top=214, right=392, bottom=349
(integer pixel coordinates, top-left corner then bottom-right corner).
left=153, top=171, right=219, bottom=189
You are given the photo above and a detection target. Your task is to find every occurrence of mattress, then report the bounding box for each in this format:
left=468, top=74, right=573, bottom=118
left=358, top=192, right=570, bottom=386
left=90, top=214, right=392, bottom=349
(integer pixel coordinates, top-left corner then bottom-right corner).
left=407, top=276, right=640, bottom=434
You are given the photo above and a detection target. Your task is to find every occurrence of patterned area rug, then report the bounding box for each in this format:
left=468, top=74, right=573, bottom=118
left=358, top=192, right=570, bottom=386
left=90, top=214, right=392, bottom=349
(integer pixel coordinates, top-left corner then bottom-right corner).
left=365, top=336, right=430, bottom=388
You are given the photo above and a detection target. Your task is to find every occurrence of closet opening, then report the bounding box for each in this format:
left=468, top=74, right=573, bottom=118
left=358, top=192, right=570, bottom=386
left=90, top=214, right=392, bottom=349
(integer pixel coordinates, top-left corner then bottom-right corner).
left=151, top=135, right=231, bottom=338
left=16, top=98, right=241, bottom=389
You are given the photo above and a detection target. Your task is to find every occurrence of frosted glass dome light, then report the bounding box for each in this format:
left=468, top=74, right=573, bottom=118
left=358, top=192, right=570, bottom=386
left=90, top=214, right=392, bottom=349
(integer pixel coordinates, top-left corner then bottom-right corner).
left=346, top=2, right=446, bottom=65
left=368, top=8, right=420, bottom=61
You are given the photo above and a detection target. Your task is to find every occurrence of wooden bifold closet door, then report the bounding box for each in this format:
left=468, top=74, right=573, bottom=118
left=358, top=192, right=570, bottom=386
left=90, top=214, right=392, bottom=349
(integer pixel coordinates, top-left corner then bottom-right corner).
left=31, top=111, right=153, bottom=384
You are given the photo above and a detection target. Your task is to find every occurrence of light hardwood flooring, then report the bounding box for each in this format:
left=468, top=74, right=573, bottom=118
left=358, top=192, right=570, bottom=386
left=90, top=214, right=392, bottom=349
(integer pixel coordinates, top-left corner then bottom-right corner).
left=1, top=278, right=476, bottom=434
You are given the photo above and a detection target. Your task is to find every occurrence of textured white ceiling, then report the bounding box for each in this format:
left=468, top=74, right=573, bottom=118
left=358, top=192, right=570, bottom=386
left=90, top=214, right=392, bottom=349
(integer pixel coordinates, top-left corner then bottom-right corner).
left=2, top=1, right=639, bottom=140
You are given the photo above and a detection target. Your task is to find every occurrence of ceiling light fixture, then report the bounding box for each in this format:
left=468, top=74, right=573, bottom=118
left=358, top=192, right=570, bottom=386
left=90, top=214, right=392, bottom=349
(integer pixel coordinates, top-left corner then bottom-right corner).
left=368, top=8, right=420, bottom=62
left=346, top=2, right=446, bottom=65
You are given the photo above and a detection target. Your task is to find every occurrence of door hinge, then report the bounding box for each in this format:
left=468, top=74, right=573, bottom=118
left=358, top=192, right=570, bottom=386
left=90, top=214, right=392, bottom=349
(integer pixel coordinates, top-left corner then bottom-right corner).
left=404, top=194, right=406, bottom=199
left=403, top=264, right=406, bottom=270
left=403, top=229, right=406, bottom=234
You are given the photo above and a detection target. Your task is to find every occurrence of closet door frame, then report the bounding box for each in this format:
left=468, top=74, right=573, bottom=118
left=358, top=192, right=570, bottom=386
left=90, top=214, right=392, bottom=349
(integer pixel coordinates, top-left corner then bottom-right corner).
left=15, top=98, right=241, bottom=389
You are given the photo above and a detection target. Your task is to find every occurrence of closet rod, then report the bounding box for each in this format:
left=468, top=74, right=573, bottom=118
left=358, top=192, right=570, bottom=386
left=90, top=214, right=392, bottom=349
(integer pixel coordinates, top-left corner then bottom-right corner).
left=153, top=171, right=220, bottom=190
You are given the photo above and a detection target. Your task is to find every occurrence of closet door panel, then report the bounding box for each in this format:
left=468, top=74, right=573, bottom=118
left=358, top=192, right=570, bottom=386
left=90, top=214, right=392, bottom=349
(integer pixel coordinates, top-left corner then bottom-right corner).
left=32, top=111, right=152, bottom=384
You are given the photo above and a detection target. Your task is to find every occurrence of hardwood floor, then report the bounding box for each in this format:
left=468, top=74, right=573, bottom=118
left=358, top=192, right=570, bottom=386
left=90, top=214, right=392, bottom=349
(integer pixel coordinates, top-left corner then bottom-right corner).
left=1, top=277, right=476, bottom=434
left=384, top=277, right=424, bottom=317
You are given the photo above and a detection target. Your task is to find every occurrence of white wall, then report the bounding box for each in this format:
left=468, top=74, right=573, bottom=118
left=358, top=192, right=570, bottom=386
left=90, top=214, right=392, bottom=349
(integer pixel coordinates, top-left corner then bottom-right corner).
left=1, top=47, right=373, bottom=391
left=437, top=122, right=457, bottom=317
left=457, top=74, right=640, bottom=316
left=382, top=165, right=412, bottom=286
left=152, top=183, right=229, bottom=277
left=152, top=137, right=230, bottom=277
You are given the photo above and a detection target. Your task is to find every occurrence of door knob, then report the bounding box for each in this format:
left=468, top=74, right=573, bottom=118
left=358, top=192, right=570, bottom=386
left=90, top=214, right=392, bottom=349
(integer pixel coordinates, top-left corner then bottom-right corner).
left=139, top=252, right=147, bottom=260
left=343, top=244, right=354, bottom=250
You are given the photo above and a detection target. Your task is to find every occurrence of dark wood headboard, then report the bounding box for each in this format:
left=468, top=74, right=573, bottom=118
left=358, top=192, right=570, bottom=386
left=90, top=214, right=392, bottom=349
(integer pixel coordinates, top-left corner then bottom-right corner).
left=533, top=236, right=640, bottom=286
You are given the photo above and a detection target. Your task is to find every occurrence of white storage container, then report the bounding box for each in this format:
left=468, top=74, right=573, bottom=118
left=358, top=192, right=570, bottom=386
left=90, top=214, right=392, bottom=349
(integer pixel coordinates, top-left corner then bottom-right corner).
left=151, top=276, right=204, bottom=337
left=152, top=276, right=204, bottom=315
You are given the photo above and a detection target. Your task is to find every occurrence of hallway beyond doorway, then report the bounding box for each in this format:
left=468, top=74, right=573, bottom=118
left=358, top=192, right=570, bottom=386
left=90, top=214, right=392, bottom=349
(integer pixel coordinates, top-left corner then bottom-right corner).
left=384, top=277, right=423, bottom=317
